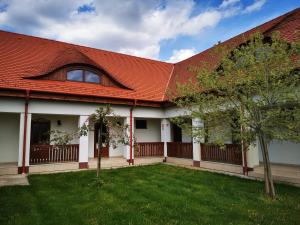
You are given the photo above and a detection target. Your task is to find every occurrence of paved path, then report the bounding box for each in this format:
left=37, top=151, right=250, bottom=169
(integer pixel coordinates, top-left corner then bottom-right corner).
left=0, top=174, right=29, bottom=187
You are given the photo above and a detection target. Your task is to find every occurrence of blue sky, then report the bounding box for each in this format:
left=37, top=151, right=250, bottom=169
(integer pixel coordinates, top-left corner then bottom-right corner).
left=160, top=0, right=300, bottom=61
left=0, top=0, right=299, bottom=62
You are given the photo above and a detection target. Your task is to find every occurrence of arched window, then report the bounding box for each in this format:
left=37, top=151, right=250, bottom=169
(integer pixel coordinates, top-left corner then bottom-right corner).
left=67, top=69, right=100, bottom=84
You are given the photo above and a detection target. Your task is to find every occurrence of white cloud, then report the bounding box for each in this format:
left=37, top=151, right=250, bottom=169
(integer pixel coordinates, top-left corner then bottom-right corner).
left=220, top=0, right=240, bottom=9
left=242, top=0, right=266, bottom=14
left=0, top=0, right=222, bottom=59
left=167, top=48, right=196, bottom=63
left=0, top=0, right=267, bottom=60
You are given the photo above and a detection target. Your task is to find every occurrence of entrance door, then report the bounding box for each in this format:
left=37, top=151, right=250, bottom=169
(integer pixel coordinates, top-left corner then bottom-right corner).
left=31, top=118, right=51, bottom=144
left=94, top=122, right=109, bottom=157
left=172, top=124, right=182, bottom=142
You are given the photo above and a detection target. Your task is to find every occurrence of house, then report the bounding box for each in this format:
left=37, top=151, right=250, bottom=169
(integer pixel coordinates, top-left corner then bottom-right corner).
left=0, top=8, right=299, bottom=178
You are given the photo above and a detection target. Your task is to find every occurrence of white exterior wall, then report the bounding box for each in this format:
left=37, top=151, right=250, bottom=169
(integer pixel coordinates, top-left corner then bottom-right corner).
left=0, top=98, right=25, bottom=113
left=134, top=118, right=161, bottom=142
left=25, top=99, right=165, bottom=118
left=0, top=113, right=20, bottom=163
left=109, top=119, right=125, bottom=157
left=109, top=141, right=125, bottom=157
left=182, top=134, right=192, bottom=143
left=259, top=141, right=300, bottom=166
left=0, top=97, right=187, bottom=119
left=164, top=106, right=190, bottom=118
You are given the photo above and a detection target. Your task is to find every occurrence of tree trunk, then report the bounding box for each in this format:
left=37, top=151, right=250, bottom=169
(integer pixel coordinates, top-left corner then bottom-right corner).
left=96, top=124, right=103, bottom=178
left=258, top=131, right=276, bottom=198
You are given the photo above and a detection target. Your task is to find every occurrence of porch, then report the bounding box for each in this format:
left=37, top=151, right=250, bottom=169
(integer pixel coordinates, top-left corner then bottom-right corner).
left=1, top=107, right=299, bottom=185
left=25, top=116, right=245, bottom=174
left=0, top=111, right=167, bottom=174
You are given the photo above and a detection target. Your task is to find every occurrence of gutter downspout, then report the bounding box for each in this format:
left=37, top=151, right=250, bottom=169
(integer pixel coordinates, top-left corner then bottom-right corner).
left=129, top=99, right=137, bottom=165
left=22, top=90, right=30, bottom=174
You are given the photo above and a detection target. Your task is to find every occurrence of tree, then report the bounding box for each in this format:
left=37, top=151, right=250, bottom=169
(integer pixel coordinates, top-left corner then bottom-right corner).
left=51, top=105, right=131, bottom=180
left=172, top=33, right=300, bottom=198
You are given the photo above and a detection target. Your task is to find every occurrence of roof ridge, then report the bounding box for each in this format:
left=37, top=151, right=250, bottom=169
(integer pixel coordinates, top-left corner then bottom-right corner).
left=263, top=8, right=300, bottom=35
left=162, top=63, right=175, bottom=101
left=174, top=7, right=300, bottom=65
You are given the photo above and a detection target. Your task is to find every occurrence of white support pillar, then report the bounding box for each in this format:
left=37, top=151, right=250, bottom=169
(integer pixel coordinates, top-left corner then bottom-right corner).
left=192, top=118, right=203, bottom=167
left=246, top=139, right=260, bottom=169
left=18, top=113, right=31, bottom=174
left=161, top=119, right=171, bottom=160
left=79, top=115, right=89, bottom=169
left=124, top=116, right=134, bottom=164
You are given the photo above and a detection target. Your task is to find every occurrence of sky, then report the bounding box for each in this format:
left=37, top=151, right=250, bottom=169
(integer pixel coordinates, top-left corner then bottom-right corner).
left=0, top=0, right=299, bottom=63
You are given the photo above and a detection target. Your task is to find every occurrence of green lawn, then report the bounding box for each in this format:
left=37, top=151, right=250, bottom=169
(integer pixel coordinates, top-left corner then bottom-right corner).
left=0, top=164, right=300, bottom=225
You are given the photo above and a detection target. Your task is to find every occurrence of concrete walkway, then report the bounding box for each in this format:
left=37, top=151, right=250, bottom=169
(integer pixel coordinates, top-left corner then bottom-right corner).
left=0, top=174, right=29, bottom=187
left=28, top=157, right=164, bottom=174
left=249, top=163, right=300, bottom=187
left=166, top=157, right=300, bottom=187
left=1, top=157, right=299, bottom=188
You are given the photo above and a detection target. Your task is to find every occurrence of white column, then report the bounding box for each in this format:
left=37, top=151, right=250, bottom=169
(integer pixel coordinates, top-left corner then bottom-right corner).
left=124, top=116, right=134, bottom=163
left=88, top=129, right=94, bottom=158
left=78, top=115, right=89, bottom=169
left=192, top=118, right=203, bottom=167
left=246, top=139, right=260, bottom=169
left=18, top=113, right=31, bottom=173
left=18, top=113, right=24, bottom=168
left=161, top=119, right=171, bottom=160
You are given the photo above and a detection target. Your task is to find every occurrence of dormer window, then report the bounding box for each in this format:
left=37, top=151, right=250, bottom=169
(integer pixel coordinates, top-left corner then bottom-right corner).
left=34, top=64, right=125, bottom=88
left=67, top=69, right=100, bottom=84
left=85, top=71, right=100, bottom=83
left=67, top=70, right=83, bottom=81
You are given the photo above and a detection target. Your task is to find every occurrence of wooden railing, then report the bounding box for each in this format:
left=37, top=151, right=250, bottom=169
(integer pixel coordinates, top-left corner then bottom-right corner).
left=30, top=144, right=79, bottom=164
left=167, top=142, right=193, bottom=159
left=201, top=143, right=242, bottom=165
left=135, top=142, right=164, bottom=157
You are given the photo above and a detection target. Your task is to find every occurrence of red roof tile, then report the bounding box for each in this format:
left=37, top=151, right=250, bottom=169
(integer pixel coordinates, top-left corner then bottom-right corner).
left=0, top=8, right=299, bottom=103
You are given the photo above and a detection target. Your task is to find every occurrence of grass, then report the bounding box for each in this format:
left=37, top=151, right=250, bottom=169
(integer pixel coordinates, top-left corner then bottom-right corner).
left=0, top=164, right=300, bottom=225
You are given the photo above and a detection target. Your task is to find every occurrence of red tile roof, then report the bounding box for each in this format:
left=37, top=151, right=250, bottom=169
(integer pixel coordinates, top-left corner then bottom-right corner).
left=0, top=31, right=173, bottom=102
left=0, top=8, right=299, bottom=104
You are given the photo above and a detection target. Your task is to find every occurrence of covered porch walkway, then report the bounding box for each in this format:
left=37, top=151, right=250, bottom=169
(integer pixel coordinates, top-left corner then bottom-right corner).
left=6, top=156, right=164, bottom=174
left=249, top=163, right=300, bottom=186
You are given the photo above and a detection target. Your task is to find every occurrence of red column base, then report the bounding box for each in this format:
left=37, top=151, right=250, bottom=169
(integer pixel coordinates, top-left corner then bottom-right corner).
left=18, top=166, right=29, bottom=174
left=127, top=159, right=134, bottom=165
left=242, top=166, right=253, bottom=175
left=79, top=162, right=89, bottom=169
left=193, top=160, right=200, bottom=167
